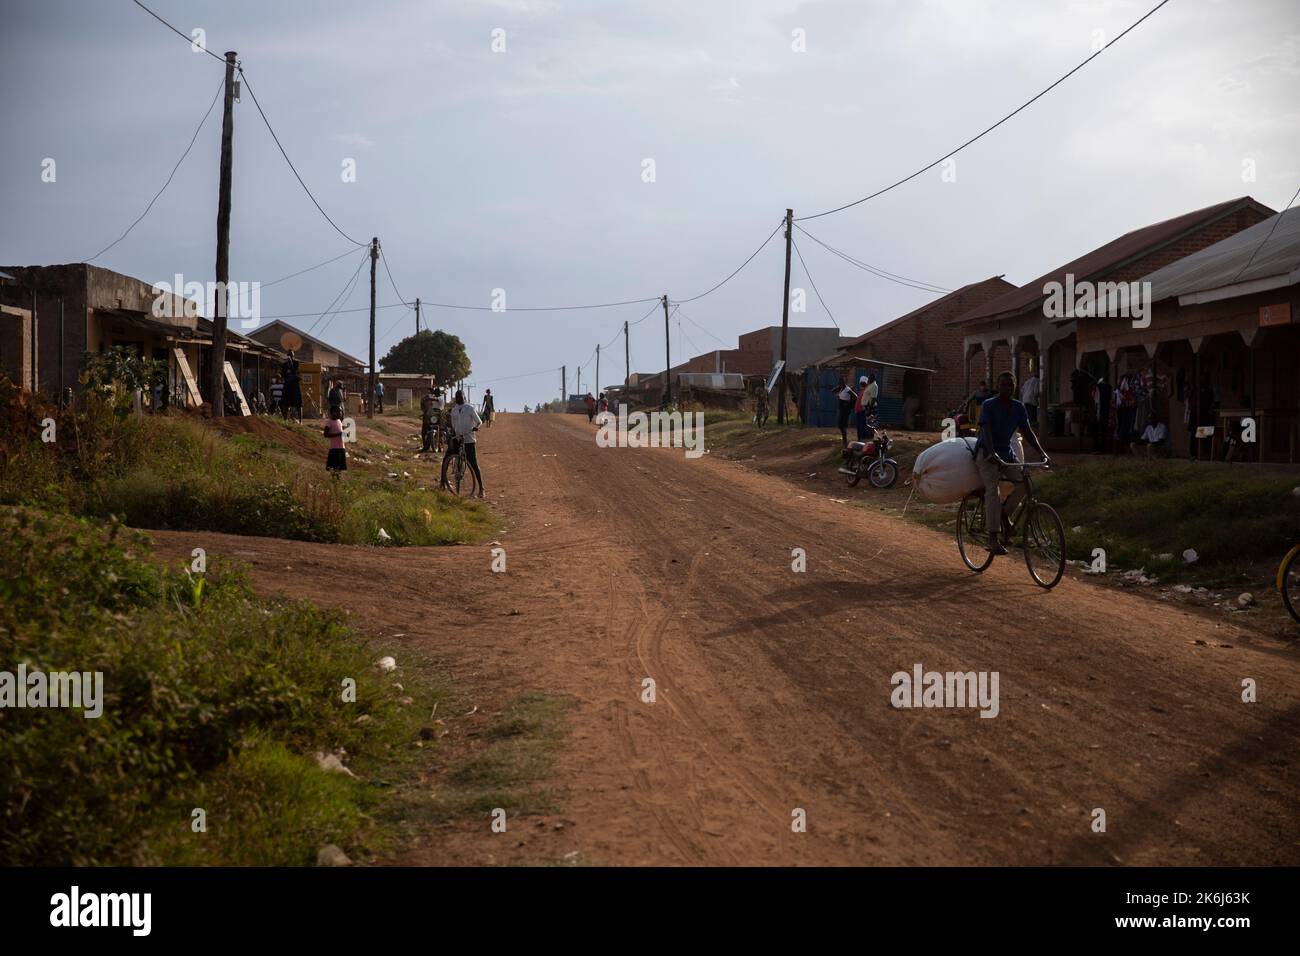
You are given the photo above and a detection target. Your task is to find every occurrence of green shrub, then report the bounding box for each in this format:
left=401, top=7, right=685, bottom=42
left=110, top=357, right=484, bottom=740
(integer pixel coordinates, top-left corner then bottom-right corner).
left=0, top=509, right=421, bottom=865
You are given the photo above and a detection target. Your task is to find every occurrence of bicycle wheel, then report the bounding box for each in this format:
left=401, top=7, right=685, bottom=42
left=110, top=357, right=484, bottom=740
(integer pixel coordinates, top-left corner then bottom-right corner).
left=957, top=492, right=993, bottom=573
left=868, top=460, right=898, bottom=489
left=440, top=453, right=479, bottom=498
left=1279, top=545, right=1300, bottom=624
left=1023, top=501, right=1066, bottom=589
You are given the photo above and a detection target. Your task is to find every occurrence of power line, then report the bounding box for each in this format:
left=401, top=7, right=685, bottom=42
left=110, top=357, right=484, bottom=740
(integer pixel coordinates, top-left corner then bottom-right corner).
left=130, top=0, right=226, bottom=63
left=262, top=246, right=367, bottom=288
left=313, top=250, right=371, bottom=336
left=471, top=366, right=563, bottom=385
left=415, top=295, right=660, bottom=313
left=379, top=244, right=412, bottom=308
left=794, top=224, right=950, bottom=293
left=671, top=219, right=784, bottom=304
left=791, top=236, right=840, bottom=331
left=237, top=65, right=367, bottom=247
left=675, top=309, right=729, bottom=347
left=628, top=301, right=661, bottom=327
left=1231, top=184, right=1300, bottom=282
left=295, top=249, right=368, bottom=334
left=258, top=302, right=405, bottom=321
left=84, top=73, right=224, bottom=262
left=795, top=0, right=1174, bottom=222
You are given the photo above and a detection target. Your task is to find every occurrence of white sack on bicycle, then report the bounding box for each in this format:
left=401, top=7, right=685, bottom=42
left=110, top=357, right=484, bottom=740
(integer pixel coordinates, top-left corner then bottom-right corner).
left=911, top=436, right=1023, bottom=505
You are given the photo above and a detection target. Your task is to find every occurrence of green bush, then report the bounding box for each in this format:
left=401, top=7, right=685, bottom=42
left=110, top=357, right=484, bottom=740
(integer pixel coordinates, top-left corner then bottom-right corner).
left=0, top=509, right=421, bottom=865
left=0, top=392, right=489, bottom=545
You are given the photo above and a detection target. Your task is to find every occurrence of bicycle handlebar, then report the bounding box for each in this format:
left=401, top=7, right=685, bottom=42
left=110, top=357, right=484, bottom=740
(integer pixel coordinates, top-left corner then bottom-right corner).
left=990, top=453, right=1051, bottom=469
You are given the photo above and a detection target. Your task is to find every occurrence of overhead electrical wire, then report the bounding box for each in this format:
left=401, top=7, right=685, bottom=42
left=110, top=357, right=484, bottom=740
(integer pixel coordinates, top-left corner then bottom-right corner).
left=262, top=246, right=367, bottom=288
left=1231, top=183, right=1300, bottom=283
left=794, top=224, right=950, bottom=293
left=471, top=366, right=563, bottom=386
left=313, top=252, right=371, bottom=337
left=675, top=309, right=729, bottom=348
left=792, top=237, right=841, bottom=331
left=795, top=0, right=1174, bottom=222
left=84, top=73, right=225, bottom=263
left=131, top=0, right=226, bottom=63
left=671, top=220, right=784, bottom=304
left=237, top=65, right=367, bottom=248
left=299, top=249, right=368, bottom=335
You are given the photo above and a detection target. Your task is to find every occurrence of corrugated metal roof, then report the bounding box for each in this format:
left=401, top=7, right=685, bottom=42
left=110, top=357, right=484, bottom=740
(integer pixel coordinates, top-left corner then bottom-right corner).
left=1143, top=206, right=1300, bottom=303
left=949, top=196, right=1275, bottom=327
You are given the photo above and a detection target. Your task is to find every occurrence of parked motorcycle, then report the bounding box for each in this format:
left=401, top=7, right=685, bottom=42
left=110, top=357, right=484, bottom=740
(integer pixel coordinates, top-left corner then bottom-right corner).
left=947, top=403, right=980, bottom=438
left=839, top=427, right=898, bottom=488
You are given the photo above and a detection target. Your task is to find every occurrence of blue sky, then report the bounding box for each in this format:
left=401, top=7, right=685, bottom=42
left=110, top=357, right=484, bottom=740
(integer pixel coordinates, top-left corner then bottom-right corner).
left=2, top=0, right=1297, bottom=408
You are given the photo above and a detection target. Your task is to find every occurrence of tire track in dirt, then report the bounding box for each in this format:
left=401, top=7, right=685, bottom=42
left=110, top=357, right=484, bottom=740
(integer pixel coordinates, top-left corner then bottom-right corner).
left=147, top=412, right=1300, bottom=865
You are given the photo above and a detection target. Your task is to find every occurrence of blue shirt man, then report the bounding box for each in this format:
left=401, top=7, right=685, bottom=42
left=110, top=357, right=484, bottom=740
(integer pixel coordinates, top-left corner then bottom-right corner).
left=976, top=393, right=1029, bottom=462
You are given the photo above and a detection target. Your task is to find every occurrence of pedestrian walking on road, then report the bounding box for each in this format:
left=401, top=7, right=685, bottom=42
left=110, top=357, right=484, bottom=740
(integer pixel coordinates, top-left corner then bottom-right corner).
left=481, top=388, right=496, bottom=427
left=585, top=392, right=596, bottom=424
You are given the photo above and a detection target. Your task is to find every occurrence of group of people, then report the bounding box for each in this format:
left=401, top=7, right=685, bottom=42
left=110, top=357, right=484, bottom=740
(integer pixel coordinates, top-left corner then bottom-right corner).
left=834, top=372, right=879, bottom=447
left=584, top=392, right=609, bottom=423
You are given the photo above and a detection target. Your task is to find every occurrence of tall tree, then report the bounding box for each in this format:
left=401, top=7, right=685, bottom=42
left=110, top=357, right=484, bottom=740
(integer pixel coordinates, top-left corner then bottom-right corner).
left=379, top=329, right=470, bottom=385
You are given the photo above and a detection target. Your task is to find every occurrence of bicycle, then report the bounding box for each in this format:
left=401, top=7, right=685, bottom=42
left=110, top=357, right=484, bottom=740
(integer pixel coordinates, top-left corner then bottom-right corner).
left=1277, top=544, right=1300, bottom=624
left=439, top=430, right=480, bottom=498
left=955, top=454, right=1066, bottom=589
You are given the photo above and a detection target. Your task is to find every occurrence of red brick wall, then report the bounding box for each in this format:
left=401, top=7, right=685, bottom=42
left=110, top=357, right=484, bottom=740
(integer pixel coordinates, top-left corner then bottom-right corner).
left=851, top=277, right=1016, bottom=427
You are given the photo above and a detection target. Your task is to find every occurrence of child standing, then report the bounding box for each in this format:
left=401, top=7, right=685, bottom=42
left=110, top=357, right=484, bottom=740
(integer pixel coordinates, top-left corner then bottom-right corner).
left=324, top=409, right=347, bottom=476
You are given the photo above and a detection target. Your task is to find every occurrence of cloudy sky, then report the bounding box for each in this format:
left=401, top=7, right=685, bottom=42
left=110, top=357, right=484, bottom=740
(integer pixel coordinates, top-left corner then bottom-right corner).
left=2, top=0, right=1297, bottom=408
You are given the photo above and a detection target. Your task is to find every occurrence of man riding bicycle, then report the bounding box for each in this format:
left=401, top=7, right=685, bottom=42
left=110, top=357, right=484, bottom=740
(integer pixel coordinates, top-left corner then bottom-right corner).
left=976, top=371, right=1049, bottom=555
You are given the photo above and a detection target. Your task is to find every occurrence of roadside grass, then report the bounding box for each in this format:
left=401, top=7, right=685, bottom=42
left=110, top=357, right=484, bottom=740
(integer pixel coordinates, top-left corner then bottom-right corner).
left=0, top=508, right=445, bottom=866
left=706, top=417, right=1300, bottom=593
left=0, top=392, right=495, bottom=546
left=379, top=691, right=569, bottom=828
left=1033, top=458, right=1300, bottom=585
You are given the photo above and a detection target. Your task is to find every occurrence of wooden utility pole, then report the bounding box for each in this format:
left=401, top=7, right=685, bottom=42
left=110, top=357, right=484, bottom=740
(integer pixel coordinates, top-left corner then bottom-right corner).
left=595, top=344, right=600, bottom=398
left=561, top=365, right=566, bottom=407
left=576, top=366, right=581, bottom=397
left=367, top=237, right=378, bottom=418
left=661, top=294, right=671, bottom=406
left=210, top=50, right=238, bottom=417
left=777, top=208, right=793, bottom=424
left=623, top=320, right=630, bottom=389
left=415, top=297, right=421, bottom=335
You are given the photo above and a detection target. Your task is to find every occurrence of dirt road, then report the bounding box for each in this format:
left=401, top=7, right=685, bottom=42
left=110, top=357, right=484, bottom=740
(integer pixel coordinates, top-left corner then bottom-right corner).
left=151, top=412, right=1300, bottom=865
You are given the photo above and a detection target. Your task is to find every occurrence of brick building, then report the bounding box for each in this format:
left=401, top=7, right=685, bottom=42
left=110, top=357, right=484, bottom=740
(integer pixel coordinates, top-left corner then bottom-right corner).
left=948, top=196, right=1275, bottom=441
left=0, top=262, right=284, bottom=407
left=831, top=275, right=1016, bottom=429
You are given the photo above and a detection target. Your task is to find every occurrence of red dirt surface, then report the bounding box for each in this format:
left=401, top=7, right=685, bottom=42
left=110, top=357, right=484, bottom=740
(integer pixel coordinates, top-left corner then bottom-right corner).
left=148, top=412, right=1300, bottom=865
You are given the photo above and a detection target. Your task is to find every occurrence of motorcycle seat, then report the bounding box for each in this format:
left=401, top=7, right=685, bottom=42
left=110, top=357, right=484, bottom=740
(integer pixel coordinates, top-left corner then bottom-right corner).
left=848, top=441, right=867, bottom=451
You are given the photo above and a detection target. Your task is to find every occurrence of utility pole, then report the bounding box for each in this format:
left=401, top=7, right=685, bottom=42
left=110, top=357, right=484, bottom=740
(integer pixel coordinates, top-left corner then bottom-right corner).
left=624, top=320, right=630, bottom=389
left=576, top=366, right=581, bottom=397
left=595, top=344, right=600, bottom=399
left=561, top=365, right=566, bottom=405
left=415, top=297, right=420, bottom=335
left=662, top=294, right=671, bottom=406
left=777, top=208, right=793, bottom=424
left=367, top=237, right=378, bottom=419
left=210, top=50, right=237, bottom=417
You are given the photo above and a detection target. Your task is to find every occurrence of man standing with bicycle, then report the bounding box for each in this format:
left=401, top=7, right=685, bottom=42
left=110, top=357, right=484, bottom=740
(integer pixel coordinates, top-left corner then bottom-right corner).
left=449, top=389, right=486, bottom=499
left=976, top=371, right=1048, bottom=556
